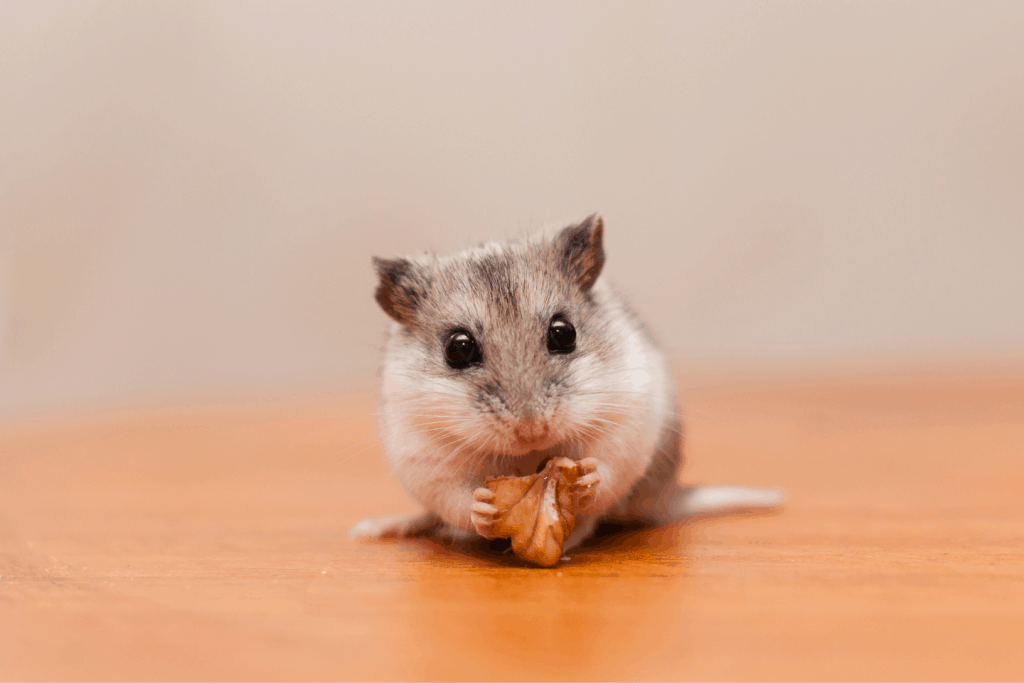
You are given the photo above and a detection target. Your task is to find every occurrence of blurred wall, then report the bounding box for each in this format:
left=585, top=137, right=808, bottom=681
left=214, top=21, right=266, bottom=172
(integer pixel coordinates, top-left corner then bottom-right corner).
left=2, top=1, right=1023, bottom=417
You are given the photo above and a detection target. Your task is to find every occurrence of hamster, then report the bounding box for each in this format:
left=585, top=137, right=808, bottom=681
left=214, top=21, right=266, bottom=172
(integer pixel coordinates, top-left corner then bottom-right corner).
left=349, top=215, right=784, bottom=552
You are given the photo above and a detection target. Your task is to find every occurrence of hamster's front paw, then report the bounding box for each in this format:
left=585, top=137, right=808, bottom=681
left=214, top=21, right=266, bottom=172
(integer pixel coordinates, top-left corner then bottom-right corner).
left=573, top=457, right=602, bottom=514
left=471, top=487, right=499, bottom=539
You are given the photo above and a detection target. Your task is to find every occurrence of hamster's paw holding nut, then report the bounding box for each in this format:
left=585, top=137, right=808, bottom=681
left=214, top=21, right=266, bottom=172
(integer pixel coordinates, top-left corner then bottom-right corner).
left=573, top=457, right=602, bottom=514
left=471, top=487, right=499, bottom=539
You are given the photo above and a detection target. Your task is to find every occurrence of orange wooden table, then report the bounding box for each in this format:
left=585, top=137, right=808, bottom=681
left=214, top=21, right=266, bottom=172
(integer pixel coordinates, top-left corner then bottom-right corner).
left=2, top=367, right=1023, bottom=680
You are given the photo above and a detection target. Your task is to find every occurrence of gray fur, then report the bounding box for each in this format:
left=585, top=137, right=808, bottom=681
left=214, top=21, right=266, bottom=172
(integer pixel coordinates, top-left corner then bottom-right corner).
left=351, top=215, right=783, bottom=554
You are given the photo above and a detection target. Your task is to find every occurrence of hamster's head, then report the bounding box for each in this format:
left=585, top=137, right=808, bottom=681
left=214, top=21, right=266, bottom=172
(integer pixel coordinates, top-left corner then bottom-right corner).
left=373, top=215, right=647, bottom=459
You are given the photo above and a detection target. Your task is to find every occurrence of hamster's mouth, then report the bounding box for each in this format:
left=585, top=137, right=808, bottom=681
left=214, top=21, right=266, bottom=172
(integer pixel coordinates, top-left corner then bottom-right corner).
left=500, top=439, right=572, bottom=460
left=505, top=435, right=558, bottom=456
left=488, top=442, right=570, bottom=478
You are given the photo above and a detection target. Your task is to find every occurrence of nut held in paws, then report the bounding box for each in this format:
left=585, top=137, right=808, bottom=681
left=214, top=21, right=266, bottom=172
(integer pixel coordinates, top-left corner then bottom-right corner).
left=484, top=457, right=583, bottom=567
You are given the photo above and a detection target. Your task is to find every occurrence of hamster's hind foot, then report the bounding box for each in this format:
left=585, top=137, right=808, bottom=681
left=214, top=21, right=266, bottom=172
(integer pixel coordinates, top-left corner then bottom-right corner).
left=348, top=510, right=442, bottom=539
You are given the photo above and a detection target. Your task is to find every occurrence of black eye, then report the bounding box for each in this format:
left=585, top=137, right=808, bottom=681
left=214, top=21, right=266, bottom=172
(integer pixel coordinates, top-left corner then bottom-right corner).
left=547, top=316, right=576, bottom=354
left=445, top=330, right=482, bottom=369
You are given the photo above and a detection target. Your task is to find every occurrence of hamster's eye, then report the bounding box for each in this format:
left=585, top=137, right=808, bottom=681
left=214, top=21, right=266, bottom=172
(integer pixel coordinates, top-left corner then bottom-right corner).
left=445, top=330, right=483, bottom=369
left=547, top=316, right=576, bottom=354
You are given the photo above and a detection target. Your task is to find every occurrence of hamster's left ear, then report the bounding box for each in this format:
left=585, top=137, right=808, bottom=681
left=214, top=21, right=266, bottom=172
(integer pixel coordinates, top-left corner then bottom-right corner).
left=555, top=214, right=605, bottom=292
left=372, top=256, right=423, bottom=327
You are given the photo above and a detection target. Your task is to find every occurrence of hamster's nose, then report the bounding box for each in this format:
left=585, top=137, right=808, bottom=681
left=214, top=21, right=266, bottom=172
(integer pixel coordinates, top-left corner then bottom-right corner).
left=513, top=417, right=549, bottom=446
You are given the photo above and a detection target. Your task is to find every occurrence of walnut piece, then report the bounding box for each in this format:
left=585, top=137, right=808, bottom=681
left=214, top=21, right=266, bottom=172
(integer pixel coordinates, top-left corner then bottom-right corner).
left=484, top=457, right=583, bottom=567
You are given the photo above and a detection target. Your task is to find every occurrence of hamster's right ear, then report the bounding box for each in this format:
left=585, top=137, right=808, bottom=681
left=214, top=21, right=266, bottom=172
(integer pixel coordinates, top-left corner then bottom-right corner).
left=555, top=214, right=605, bottom=292
left=373, top=256, right=422, bottom=327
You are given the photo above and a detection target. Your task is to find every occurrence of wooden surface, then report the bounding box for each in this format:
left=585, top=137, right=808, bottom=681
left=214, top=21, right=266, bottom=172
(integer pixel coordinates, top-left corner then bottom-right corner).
left=2, top=367, right=1023, bottom=681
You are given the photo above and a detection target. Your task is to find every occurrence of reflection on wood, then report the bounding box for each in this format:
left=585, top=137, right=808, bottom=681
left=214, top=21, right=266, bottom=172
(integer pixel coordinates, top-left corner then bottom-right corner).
left=1, top=367, right=1023, bottom=680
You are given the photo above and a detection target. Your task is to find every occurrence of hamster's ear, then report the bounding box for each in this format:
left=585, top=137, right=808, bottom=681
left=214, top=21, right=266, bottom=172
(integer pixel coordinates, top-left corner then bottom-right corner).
left=373, top=256, right=422, bottom=327
left=555, top=214, right=605, bottom=292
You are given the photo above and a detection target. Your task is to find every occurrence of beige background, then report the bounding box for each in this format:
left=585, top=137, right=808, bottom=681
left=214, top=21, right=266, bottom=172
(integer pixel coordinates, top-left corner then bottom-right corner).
left=1, top=1, right=1023, bottom=418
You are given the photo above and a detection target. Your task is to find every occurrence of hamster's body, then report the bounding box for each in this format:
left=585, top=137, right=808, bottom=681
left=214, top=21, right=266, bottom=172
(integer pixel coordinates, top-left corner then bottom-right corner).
left=350, top=216, right=782, bottom=552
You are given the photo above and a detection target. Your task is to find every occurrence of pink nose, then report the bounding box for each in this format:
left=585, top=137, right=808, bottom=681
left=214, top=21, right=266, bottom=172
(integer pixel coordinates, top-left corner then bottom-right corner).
left=513, top=418, right=549, bottom=444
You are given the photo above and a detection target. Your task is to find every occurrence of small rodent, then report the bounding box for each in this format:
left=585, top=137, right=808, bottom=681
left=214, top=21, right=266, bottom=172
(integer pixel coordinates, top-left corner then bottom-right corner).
left=349, top=215, right=783, bottom=553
